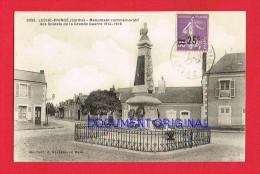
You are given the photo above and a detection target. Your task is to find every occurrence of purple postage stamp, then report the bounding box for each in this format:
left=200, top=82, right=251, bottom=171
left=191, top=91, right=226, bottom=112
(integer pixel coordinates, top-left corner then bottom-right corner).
left=177, top=14, right=209, bottom=51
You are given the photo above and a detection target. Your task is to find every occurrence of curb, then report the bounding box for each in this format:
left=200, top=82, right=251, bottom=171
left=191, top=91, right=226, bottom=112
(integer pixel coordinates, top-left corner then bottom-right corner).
left=73, top=141, right=213, bottom=160
left=211, top=130, right=245, bottom=133
left=14, top=125, right=64, bottom=131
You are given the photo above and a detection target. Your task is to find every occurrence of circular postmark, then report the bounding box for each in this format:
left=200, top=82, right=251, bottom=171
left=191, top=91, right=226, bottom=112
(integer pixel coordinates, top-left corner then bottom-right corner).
left=170, top=42, right=215, bottom=79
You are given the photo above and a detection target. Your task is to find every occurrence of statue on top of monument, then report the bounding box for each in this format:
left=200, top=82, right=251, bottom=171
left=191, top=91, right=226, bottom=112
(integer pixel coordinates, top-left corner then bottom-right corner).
left=140, top=23, right=150, bottom=40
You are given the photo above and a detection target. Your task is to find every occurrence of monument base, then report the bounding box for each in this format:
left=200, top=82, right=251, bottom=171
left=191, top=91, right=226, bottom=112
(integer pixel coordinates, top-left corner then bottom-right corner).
left=132, top=85, right=147, bottom=94
left=126, top=93, right=161, bottom=105
left=125, top=93, right=161, bottom=129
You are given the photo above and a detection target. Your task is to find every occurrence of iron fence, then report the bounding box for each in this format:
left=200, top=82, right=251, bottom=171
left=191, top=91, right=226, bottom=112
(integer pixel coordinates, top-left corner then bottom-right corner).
left=74, top=123, right=210, bottom=152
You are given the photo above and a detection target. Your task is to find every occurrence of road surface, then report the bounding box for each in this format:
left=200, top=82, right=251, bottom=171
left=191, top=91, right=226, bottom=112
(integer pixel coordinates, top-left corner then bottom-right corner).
left=14, top=118, right=245, bottom=162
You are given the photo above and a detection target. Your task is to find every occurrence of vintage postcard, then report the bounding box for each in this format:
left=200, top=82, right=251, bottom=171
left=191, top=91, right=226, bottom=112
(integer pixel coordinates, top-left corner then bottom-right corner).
left=14, top=11, right=245, bottom=162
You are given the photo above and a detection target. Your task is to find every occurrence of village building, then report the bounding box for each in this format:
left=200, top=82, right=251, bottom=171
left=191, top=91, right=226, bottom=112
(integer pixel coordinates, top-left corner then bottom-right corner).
left=58, top=93, right=88, bottom=120
left=74, top=93, right=88, bottom=120
left=115, top=82, right=203, bottom=123
left=202, top=53, right=245, bottom=127
left=58, top=99, right=74, bottom=119
left=14, top=69, right=47, bottom=125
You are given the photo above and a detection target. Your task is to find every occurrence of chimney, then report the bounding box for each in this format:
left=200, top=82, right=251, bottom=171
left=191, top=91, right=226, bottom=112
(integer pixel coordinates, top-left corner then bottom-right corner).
left=158, top=76, right=166, bottom=94
left=40, top=70, right=44, bottom=74
left=110, top=85, right=115, bottom=92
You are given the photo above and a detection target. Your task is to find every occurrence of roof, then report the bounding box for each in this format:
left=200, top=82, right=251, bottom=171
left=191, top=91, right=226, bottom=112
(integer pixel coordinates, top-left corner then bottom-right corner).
left=116, top=87, right=203, bottom=104
left=14, top=69, right=46, bottom=83
left=115, top=88, right=133, bottom=103
left=208, top=53, right=245, bottom=74
left=154, top=87, right=202, bottom=103
left=76, top=95, right=88, bottom=105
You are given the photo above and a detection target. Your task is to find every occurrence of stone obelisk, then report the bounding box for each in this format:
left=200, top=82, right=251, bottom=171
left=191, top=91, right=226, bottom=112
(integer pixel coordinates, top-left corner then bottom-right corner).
left=126, top=23, right=161, bottom=128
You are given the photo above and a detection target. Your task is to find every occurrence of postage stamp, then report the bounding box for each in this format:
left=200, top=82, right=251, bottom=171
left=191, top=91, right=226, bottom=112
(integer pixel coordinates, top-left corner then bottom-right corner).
left=177, top=14, right=209, bottom=51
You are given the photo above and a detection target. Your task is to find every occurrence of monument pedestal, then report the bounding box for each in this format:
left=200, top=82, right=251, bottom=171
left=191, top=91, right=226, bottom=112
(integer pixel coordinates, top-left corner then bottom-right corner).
left=125, top=23, right=161, bottom=129
left=126, top=93, right=161, bottom=129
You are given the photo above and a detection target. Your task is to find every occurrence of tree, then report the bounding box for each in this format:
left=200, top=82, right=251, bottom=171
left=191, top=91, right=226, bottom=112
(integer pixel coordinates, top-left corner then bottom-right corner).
left=46, top=102, right=55, bottom=116
left=83, top=90, right=122, bottom=116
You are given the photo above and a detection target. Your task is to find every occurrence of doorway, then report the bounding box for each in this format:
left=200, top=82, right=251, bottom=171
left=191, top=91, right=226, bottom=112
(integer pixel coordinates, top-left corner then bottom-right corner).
left=218, top=106, right=231, bottom=125
left=78, top=110, right=81, bottom=120
left=35, top=107, right=41, bottom=125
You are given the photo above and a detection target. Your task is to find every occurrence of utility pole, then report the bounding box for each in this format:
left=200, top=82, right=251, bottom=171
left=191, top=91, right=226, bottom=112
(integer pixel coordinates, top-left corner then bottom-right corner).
left=46, top=94, right=55, bottom=126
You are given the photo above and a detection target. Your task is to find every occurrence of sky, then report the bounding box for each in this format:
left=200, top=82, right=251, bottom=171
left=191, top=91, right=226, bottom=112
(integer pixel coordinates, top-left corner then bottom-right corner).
left=14, top=12, right=246, bottom=104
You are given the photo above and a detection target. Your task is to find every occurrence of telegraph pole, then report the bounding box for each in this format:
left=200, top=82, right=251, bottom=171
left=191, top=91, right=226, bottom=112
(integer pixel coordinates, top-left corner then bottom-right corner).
left=46, top=94, right=55, bottom=126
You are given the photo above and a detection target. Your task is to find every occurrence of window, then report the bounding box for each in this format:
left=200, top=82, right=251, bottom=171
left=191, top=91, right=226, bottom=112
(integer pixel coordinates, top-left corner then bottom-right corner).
left=180, top=110, right=190, bottom=120
left=220, top=80, right=230, bottom=90
left=166, top=110, right=176, bottom=120
left=181, top=112, right=189, bottom=115
left=18, top=106, right=27, bottom=121
left=19, top=84, right=28, bottom=97
left=226, top=108, right=230, bottom=113
left=16, top=83, right=31, bottom=98
left=215, top=79, right=235, bottom=98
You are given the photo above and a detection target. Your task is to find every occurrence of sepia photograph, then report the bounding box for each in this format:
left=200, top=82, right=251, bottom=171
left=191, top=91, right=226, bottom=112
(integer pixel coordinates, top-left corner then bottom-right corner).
left=14, top=11, right=245, bottom=162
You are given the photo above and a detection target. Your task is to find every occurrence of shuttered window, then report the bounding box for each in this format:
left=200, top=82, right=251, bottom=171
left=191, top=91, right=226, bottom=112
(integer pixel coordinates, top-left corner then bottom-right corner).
left=215, top=80, right=235, bottom=98
left=19, top=84, right=28, bottom=97
left=16, top=83, right=32, bottom=98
